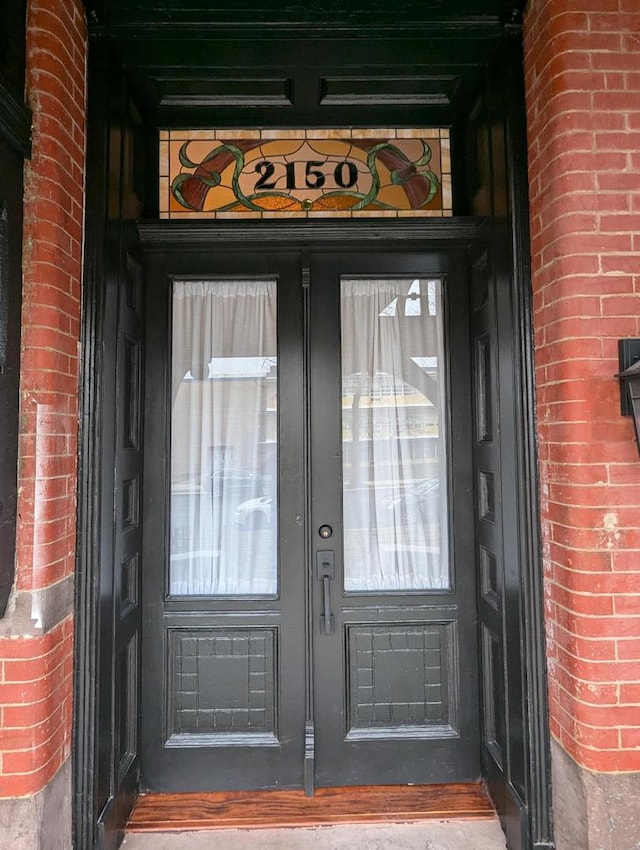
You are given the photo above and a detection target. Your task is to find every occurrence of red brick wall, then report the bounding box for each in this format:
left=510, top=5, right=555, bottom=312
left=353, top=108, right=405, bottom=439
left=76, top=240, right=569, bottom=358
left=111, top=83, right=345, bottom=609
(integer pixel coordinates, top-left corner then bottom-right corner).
left=0, top=0, right=86, bottom=796
left=524, top=0, right=640, bottom=772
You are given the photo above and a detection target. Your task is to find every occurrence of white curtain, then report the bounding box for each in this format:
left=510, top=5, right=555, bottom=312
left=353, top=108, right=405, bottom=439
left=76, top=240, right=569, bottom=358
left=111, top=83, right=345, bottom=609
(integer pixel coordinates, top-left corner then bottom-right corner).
left=341, top=277, right=449, bottom=591
left=170, top=279, right=277, bottom=595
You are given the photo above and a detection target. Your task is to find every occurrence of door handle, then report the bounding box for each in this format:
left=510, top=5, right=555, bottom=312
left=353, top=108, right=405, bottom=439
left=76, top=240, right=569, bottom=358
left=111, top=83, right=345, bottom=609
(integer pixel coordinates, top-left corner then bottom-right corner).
left=316, top=550, right=335, bottom=634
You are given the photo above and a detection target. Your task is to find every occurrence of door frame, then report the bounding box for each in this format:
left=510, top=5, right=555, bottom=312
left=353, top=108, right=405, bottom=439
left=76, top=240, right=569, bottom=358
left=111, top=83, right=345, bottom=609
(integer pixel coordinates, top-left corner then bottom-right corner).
left=138, top=242, right=480, bottom=793
left=75, top=215, right=550, bottom=847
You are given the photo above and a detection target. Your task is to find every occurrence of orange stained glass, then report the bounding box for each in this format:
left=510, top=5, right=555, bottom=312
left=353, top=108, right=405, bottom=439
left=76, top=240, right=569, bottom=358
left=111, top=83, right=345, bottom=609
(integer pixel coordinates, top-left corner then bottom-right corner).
left=161, top=130, right=452, bottom=218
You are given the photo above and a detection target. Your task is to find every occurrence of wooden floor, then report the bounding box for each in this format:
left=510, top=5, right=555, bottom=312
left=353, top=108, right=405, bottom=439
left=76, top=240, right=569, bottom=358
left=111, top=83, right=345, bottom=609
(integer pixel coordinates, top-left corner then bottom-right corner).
left=127, top=784, right=495, bottom=831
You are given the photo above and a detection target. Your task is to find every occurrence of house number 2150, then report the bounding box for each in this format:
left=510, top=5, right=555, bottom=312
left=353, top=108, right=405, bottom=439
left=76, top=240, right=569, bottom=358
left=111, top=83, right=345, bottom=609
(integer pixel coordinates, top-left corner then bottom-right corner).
left=254, top=159, right=359, bottom=191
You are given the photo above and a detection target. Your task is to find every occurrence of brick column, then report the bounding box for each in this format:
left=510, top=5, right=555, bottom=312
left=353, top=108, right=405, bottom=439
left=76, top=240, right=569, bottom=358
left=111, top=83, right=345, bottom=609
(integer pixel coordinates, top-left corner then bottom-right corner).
left=0, top=1, right=86, bottom=847
left=524, top=1, right=640, bottom=847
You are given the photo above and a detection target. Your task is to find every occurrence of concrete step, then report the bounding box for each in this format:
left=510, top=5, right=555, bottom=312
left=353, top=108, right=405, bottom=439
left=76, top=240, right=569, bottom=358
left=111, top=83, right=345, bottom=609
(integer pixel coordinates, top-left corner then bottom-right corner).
left=122, top=819, right=508, bottom=850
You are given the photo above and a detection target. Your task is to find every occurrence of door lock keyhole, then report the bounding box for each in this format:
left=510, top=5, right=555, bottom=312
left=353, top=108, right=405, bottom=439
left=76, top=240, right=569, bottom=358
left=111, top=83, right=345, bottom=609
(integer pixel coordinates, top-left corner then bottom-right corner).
left=318, top=524, right=333, bottom=539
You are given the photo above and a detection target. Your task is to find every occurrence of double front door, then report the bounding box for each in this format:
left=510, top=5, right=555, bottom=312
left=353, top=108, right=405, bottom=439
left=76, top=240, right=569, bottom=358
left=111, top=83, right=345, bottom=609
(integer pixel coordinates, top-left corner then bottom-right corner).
left=141, top=247, right=479, bottom=792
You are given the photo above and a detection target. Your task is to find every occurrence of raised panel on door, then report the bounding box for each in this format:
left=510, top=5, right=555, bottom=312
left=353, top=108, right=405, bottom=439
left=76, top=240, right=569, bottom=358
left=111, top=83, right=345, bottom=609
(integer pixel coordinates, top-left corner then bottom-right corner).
left=141, top=251, right=306, bottom=791
left=113, top=253, right=145, bottom=796
left=309, top=251, right=480, bottom=787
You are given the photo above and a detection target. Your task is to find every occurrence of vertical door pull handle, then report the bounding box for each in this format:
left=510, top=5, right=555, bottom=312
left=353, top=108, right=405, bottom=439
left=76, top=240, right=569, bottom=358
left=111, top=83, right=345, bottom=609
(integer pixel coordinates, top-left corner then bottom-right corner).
left=316, top=550, right=335, bottom=634
left=321, top=575, right=333, bottom=635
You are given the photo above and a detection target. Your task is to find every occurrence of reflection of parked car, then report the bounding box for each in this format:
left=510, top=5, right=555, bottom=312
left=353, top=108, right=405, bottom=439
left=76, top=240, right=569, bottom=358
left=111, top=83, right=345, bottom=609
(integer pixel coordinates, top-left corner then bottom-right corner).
left=234, top=496, right=273, bottom=528
left=382, top=478, right=440, bottom=525
left=211, top=468, right=273, bottom=501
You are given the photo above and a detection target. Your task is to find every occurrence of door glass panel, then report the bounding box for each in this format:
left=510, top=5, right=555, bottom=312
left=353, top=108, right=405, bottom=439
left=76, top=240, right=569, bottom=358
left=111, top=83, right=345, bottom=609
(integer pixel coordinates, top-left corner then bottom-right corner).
left=341, top=277, right=449, bottom=592
left=170, top=279, right=277, bottom=595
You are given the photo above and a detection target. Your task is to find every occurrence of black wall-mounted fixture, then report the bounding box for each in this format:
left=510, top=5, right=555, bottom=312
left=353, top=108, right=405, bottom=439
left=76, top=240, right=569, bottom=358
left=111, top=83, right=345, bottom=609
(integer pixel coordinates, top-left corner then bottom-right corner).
left=617, top=339, right=640, bottom=455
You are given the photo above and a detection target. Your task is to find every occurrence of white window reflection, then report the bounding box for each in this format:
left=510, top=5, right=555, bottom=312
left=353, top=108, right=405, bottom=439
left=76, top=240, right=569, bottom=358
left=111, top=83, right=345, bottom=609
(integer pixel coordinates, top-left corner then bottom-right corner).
left=170, top=280, right=278, bottom=596
left=342, top=277, right=449, bottom=592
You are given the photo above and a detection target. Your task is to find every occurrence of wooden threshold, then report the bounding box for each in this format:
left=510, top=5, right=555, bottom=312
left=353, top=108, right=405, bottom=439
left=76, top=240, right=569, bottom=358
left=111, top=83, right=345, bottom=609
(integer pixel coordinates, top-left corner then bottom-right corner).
left=127, top=783, right=495, bottom=832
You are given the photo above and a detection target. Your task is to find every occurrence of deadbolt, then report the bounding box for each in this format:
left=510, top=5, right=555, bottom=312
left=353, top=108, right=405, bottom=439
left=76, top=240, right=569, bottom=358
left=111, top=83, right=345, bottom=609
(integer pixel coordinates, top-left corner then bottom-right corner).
left=318, top=524, right=333, bottom=539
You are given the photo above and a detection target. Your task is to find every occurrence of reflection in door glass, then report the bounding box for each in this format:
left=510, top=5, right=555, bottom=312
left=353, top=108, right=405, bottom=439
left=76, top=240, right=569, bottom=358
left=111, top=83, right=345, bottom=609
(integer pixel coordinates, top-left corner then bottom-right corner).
left=170, top=280, right=277, bottom=595
left=341, top=277, right=449, bottom=591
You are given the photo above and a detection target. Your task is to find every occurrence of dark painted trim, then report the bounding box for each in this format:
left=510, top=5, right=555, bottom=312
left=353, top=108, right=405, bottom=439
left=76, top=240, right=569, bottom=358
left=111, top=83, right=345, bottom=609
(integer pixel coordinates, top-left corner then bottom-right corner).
left=75, top=35, right=147, bottom=849
left=502, top=31, right=554, bottom=849
left=302, top=255, right=314, bottom=796
left=73, top=34, right=109, bottom=850
left=138, top=218, right=481, bottom=249
left=0, top=196, right=15, bottom=618
left=0, top=202, right=7, bottom=374
left=0, top=100, right=25, bottom=618
left=115, top=20, right=506, bottom=35
left=0, top=75, right=31, bottom=159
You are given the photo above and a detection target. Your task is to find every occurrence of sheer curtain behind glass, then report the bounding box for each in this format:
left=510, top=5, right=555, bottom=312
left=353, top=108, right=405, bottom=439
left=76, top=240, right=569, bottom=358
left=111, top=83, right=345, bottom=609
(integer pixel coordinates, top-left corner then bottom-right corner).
left=170, top=279, right=277, bottom=595
left=341, top=277, right=448, bottom=591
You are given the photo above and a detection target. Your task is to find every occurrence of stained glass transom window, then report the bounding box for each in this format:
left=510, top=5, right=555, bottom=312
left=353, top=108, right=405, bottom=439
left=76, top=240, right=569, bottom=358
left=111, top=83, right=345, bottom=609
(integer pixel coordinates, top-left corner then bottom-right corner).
left=159, top=129, right=452, bottom=219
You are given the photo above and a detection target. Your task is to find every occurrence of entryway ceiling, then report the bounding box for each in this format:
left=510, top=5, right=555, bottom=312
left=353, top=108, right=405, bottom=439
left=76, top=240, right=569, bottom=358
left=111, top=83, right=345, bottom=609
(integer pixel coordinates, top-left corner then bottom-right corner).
left=84, top=1, right=526, bottom=127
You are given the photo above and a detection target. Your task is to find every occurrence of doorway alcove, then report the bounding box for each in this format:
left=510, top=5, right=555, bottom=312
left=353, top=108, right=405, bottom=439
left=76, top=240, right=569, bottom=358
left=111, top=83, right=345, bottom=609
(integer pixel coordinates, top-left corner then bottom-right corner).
left=75, top=4, right=550, bottom=849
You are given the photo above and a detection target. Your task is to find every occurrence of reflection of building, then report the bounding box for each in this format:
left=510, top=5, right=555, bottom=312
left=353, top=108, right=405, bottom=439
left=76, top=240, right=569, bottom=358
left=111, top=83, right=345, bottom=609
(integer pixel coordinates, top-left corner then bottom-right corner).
left=342, top=374, right=441, bottom=485
left=172, top=356, right=278, bottom=484
left=171, top=358, right=277, bottom=576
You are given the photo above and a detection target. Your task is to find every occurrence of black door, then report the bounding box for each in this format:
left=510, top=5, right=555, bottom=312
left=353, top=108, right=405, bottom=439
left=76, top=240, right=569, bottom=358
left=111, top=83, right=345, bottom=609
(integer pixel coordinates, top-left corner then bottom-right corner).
left=141, top=248, right=479, bottom=792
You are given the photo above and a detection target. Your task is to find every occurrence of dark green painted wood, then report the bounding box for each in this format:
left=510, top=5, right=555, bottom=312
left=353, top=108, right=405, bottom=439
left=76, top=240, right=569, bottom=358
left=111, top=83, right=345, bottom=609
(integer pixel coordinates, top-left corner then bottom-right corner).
left=140, top=247, right=480, bottom=791
left=501, top=30, right=553, bottom=849
left=83, top=1, right=525, bottom=130
left=0, top=0, right=26, bottom=95
left=0, top=139, right=23, bottom=616
left=466, top=33, right=552, bottom=850
left=138, top=219, right=481, bottom=248
left=0, top=0, right=30, bottom=158
left=90, top=0, right=524, bottom=27
left=141, top=251, right=307, bottom=791
left=310, top=250, right=480, bottom=787
left=74, top=40, right=145, bottom=850
left=0, top=79, right=30, bottom=160
left=0, top=0, right=26, bottom=617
